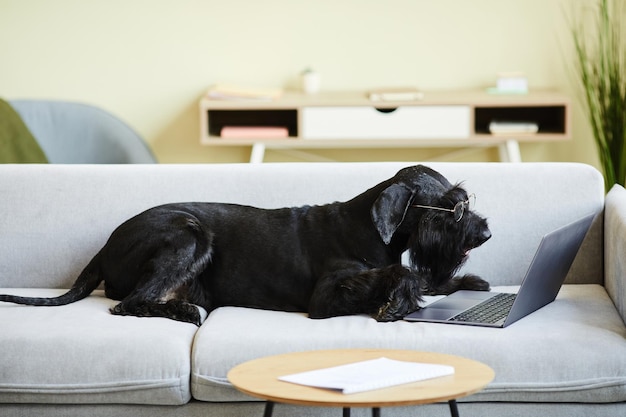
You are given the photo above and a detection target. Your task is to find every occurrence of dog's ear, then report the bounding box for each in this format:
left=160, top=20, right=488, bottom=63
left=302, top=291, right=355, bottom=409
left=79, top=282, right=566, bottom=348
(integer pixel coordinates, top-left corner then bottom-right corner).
left=371, top=183, right=414, bottom=245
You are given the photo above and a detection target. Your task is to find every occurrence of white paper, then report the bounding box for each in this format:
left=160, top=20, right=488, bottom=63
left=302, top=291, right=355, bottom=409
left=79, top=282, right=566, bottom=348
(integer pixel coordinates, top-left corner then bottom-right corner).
left=278, top=357, right=455, bottom=394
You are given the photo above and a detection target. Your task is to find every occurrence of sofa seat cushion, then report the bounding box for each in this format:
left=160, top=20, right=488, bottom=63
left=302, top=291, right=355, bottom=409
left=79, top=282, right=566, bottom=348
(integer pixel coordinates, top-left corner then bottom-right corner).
left=191, top=284, right=626, bottom=403
left=0, top=289, right=197, bottom=405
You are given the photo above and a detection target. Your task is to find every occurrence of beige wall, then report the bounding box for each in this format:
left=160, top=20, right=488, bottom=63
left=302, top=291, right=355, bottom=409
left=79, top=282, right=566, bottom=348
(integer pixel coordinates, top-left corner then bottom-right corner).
left=0, top=0, right=599, bottom=166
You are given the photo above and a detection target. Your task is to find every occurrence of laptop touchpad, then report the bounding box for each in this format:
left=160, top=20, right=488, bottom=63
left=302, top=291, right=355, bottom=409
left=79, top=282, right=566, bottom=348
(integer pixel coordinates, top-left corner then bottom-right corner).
left=431, top=297, right=481, bottom=310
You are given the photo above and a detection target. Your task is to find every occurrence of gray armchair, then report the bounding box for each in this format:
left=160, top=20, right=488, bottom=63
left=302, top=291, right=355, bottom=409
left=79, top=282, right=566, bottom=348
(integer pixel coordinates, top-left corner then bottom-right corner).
left=9, top=100, right=156, bottom=163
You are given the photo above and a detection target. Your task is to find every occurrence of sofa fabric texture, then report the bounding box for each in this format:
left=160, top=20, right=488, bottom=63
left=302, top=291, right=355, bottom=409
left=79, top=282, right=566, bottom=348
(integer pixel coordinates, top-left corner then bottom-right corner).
left=0, top=288, right=195, bottom=405
left=0, top=162, right=624, bottom=417
left=192, top=284, right=626, bottom=404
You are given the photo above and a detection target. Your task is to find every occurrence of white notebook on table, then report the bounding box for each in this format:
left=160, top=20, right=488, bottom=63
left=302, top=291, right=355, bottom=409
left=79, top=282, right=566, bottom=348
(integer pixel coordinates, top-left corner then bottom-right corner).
left=278, top=357, right=454, bottom=394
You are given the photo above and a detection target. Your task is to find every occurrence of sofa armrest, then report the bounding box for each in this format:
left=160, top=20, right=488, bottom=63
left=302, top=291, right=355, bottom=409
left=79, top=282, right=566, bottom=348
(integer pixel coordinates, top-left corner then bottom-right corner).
left=605, top=184, right=626, bottom=323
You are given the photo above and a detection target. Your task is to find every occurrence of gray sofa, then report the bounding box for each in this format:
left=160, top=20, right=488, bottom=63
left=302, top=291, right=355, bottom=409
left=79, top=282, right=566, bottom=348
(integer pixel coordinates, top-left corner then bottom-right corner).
left=1, top=162, right=625, bottom=417
left=9, top=99, right=157, bottom=163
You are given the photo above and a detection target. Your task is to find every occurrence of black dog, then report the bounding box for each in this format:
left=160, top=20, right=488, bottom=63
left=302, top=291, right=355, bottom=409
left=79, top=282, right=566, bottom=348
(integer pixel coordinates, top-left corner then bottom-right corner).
left=0, top=165, right=491, bottom=325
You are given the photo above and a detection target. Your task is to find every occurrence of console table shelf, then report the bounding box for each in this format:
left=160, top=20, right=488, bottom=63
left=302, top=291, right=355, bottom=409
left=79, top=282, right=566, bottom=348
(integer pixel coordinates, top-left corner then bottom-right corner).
left=199, top=90, right=570, bottom=163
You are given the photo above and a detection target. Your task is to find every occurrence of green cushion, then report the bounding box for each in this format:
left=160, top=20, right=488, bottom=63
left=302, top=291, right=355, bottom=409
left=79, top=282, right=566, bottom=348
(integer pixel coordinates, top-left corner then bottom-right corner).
left=0, top=98, right=48, bottom=163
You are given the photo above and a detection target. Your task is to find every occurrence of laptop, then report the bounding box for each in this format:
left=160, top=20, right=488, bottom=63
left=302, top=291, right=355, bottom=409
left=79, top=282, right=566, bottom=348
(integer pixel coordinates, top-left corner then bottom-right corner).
left=404, top=213, right=596, bottom=328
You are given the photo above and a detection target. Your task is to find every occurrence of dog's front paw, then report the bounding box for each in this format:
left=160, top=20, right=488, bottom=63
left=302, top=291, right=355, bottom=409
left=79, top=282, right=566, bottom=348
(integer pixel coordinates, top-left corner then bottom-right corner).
left=457, top=274, right=490, bottom=291
left=372, top=267, right=423, bottom=322
left=429, top=274, right=490, bottom=295
left=374, top=301, right=401, bottom=322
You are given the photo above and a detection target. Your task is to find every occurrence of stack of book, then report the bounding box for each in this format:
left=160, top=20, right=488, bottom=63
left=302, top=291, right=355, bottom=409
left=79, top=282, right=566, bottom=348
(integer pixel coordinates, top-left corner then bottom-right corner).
left=220, top=126, right=289, bottom=139
left=368, top=87, right=424, bottom=102
left=207, top=84, right=283, bottom=101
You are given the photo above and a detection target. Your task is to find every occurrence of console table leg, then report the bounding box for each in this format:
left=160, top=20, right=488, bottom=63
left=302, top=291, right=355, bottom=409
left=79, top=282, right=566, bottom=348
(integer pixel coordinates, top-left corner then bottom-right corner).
left=448, top=400, right=460, bottom=417
left=498, top=139, right=522, bottom=163
left=250, top=142, right=266, bottom=163
left=372, top=407, right=381, bottom=417
left=343, top=407, right=351, bottom=417
left=263, top=401, right=274, bottom=417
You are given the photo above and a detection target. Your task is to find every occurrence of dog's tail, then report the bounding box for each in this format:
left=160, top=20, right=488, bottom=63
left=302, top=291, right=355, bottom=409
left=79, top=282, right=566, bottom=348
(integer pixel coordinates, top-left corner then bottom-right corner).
left=0, top=255, right=103, bottom=306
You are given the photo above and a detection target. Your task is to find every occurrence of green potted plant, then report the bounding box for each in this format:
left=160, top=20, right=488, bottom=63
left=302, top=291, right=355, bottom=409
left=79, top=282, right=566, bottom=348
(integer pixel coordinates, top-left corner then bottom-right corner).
left=570, top=0, right=626, bottom=190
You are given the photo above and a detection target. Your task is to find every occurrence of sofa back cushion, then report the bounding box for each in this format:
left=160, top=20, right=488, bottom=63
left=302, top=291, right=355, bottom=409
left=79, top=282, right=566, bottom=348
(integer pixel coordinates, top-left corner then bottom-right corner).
left=0, top=162, right=604, bottom=289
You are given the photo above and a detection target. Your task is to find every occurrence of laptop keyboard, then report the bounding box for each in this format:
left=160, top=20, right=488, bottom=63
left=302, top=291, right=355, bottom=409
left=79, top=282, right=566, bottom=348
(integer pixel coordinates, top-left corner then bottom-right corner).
left=449, top=293, right=517, bottom=324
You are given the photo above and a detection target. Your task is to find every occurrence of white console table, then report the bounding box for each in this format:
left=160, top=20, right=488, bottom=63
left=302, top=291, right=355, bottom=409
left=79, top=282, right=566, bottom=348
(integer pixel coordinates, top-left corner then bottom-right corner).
left=199, top=90, right=570, bottom=163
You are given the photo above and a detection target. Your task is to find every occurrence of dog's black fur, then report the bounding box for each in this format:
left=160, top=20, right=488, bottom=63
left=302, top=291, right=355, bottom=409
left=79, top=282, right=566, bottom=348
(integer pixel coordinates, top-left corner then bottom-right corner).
left=0, top=165, right=491, bottom=325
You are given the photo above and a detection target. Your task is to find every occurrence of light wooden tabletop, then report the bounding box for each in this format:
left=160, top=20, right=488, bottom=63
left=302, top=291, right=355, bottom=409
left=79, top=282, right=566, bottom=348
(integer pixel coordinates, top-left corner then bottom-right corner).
left=227, top=349, right=494, bottom=408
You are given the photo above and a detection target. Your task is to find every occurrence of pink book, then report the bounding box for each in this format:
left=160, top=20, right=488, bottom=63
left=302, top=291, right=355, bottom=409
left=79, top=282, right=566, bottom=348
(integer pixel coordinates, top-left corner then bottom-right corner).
left=220, top=126, right=289, bottom=138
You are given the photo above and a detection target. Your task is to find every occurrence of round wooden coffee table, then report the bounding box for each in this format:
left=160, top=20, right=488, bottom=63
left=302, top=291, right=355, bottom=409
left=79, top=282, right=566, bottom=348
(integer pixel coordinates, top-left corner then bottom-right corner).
left=228, top=349, right=494, bottom=417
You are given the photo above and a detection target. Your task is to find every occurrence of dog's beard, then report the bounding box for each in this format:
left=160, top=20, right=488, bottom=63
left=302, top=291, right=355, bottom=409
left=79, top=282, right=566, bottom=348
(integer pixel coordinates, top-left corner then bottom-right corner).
left=406, top=216, right=469, bottom=290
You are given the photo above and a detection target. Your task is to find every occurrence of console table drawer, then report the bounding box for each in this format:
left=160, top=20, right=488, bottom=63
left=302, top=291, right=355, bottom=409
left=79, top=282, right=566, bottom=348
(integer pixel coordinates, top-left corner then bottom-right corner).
left=301, top=106, right=471, bottom=140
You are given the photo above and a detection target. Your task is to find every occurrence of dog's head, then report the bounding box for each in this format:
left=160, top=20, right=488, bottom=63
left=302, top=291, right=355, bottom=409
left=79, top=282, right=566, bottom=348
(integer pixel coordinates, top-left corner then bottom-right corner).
left=371, top=165, right=491, bottom=288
